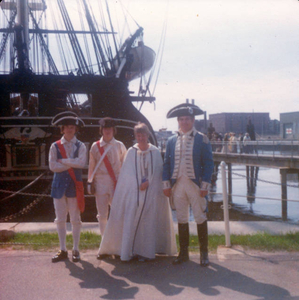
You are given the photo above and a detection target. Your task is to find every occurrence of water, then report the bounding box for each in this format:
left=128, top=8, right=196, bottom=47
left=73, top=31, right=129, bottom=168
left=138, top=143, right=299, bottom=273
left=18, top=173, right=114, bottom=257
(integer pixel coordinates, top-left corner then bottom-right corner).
left=210, top=165, right=299, bottom=223
left=2, top=166, right=299, bottom=223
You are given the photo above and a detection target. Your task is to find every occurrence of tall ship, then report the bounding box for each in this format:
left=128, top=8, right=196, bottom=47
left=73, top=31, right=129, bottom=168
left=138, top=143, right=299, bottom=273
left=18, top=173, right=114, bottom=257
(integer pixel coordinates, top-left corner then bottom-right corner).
left=0, top=0, right=158, bottom=221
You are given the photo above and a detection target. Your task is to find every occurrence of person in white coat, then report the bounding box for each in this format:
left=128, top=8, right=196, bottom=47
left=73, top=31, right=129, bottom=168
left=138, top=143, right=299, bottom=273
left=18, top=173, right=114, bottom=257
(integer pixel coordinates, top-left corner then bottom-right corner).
left=98, top=123, right=177, bottom=262
left=87, top=118, right=126, bottom=243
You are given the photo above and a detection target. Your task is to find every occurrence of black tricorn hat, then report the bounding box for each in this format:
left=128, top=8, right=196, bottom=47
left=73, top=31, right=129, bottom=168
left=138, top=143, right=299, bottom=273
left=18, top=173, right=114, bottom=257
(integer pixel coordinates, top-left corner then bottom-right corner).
left=52, top=111, right=85, bottom=127
left=99, top=117, right=116, bottom=128
left=166, top=103, right=204, bottom=119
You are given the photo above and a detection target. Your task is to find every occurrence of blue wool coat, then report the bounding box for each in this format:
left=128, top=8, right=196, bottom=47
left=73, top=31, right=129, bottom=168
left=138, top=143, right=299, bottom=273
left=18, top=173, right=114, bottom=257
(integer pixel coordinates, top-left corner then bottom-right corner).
left=162, top=131, right=214, bottom=188
left=51, top=141, right=83, bottom=199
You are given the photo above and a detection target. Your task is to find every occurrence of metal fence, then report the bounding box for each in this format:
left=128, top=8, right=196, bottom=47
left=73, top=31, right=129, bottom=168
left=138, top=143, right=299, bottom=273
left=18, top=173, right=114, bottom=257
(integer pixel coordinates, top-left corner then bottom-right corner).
left=210, top=140, right=299, bottom=158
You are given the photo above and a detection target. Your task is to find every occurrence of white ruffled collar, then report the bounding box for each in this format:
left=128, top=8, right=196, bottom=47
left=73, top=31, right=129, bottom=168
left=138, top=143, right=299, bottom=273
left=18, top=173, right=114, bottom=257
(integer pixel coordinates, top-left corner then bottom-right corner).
left=133, top=143, right=154, bottom=154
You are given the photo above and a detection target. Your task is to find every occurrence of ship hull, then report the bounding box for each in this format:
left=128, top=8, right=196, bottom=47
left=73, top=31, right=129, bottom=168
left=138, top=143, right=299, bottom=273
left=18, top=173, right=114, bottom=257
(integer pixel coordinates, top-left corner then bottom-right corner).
left=0, top=74, right=156, bottom=221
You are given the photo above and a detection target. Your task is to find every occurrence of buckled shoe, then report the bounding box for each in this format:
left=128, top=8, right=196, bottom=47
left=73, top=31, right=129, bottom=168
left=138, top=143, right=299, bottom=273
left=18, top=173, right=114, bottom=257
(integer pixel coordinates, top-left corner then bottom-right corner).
left=52, top=250, right=68, bottom=263
left=72, top=250, right=80, bottom=262
left=97, top=253, right=109, bottom=260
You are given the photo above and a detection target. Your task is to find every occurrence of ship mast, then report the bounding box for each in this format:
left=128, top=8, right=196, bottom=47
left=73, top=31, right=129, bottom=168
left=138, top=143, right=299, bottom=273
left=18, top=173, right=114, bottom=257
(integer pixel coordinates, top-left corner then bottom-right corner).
left=11, top=0, right=32, bottom=74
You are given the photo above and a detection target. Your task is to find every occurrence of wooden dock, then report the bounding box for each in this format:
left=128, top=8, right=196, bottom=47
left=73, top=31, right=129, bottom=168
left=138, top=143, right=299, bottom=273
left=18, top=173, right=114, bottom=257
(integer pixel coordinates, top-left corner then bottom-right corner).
left=212, top=151, right=299, bottom=221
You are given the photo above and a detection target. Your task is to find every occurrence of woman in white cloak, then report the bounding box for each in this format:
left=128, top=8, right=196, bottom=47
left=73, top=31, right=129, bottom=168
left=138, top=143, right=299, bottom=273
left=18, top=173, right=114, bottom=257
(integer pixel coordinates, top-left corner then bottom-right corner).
left=98, top=123, right=177, bottom=261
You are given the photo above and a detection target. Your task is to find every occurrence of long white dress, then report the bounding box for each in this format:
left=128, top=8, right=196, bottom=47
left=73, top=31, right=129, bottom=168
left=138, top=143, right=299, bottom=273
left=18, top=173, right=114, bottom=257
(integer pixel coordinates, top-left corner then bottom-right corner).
left=98, top=143, right=177, bottom=261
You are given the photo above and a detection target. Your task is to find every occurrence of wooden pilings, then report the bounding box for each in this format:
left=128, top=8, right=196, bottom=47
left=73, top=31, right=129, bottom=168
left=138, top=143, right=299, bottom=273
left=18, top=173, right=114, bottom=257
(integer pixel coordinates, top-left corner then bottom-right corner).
left=224, top=162, right=291, bottom=221
left=280, top=169, right=288, bottom=221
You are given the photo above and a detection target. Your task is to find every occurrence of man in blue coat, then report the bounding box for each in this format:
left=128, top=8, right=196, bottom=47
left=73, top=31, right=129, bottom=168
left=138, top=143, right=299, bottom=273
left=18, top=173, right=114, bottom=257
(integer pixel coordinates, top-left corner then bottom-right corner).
left=49, top=112, right=86, bottom=263
left=163, top=103, right=214, bottom=266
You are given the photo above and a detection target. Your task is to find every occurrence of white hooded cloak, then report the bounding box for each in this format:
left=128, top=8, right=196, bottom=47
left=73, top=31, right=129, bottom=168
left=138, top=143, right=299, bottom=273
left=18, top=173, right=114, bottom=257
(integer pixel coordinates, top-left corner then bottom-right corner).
left=99, top=143, right=177, bottom=261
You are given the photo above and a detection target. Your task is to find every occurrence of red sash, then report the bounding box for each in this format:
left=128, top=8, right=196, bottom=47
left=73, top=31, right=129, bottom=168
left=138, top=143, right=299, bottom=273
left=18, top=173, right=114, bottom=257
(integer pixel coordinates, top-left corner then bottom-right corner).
left=56, top=140, right=85, bottom=213
left=96, top=141, right=117, bottom=189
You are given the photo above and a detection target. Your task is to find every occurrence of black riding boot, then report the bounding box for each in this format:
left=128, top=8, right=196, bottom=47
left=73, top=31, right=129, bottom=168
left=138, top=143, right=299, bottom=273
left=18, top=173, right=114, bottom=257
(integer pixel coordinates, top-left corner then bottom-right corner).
left=197, top=220, right=209, bottom=267
left=173, top=223, right=189, bottom=265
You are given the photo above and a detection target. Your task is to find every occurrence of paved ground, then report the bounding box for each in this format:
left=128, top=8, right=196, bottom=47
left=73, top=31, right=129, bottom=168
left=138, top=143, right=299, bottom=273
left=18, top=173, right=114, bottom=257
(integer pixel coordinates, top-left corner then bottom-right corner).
left=1, top=221, right=299, bottom=299
left=1, top=248, right=299, bottom=300
left=1, top=220, right=299, bottom=236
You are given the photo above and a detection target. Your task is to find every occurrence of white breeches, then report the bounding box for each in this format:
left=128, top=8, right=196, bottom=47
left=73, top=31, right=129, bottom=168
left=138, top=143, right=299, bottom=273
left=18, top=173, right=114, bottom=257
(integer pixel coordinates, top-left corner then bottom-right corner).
left=172, top=176, right=207, bottom=224
left=94, top=175, right=115, bottom=235
left=53, top=195, right=82, bottom=251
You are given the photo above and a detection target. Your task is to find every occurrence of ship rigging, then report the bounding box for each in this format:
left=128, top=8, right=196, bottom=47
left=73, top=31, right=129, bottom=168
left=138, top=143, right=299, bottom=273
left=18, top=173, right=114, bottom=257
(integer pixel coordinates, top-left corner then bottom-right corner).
left=0, top=0, right=164, bottom=187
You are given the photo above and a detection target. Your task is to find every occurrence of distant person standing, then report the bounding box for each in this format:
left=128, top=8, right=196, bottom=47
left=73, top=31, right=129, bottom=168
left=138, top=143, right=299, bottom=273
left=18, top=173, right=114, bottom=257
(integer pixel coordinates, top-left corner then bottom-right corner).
left=247, top=118, right=257, bottom=154
left=207, top=123, right=215, bottom=140
left=243, top=132, right=251, bottom=154
left=246, top=118, right=256, bottom=141
left=87, top=117, right=127, bottom=241
left=238, top=133, right=244, bottom=153
left=211, top=132, right=222, bottom=152
left=163, top=103, right=214, bottom=266
left=49, top=112, right=86, bottom=263
left=229, top=132, right=238, bottom=153
left=221, top=133, right=230, bottom=153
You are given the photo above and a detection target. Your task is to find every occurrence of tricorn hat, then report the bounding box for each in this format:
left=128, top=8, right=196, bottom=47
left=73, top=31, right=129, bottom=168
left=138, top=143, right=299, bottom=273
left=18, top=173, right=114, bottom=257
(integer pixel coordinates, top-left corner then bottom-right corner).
left=52, top=111, right=85, bottom=127
left=99, top=117, right=116, bottom=128
left=166, top=103, right=204, bottom=119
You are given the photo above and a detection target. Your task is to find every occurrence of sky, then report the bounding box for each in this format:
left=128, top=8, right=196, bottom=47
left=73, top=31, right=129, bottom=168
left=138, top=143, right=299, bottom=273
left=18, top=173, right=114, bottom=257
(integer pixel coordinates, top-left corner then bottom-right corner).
left=125, top=0, right=299, bottom=132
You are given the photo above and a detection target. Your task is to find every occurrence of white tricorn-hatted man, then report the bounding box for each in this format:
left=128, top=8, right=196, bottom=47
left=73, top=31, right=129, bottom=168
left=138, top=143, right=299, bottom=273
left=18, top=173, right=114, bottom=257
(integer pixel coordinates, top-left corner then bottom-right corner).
left=162, top=103, right=214, bottom=266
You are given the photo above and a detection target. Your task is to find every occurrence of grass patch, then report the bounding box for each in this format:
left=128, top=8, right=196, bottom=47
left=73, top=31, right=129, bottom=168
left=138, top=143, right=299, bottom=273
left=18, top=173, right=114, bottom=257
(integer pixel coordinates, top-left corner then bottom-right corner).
left=187, top=232, right=299, bottom=253
left=0, top=231, right=102, bottom=251
left=1, top=232, right=299, bottom=252
left=229, top=232, right=299, bottom=252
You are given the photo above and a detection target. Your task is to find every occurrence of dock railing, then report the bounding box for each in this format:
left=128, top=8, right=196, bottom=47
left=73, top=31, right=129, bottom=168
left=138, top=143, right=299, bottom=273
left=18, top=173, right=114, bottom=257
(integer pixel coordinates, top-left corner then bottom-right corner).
left=210, top=141, right=299, bottom=223
left=210, top=140, right=299, bottom=158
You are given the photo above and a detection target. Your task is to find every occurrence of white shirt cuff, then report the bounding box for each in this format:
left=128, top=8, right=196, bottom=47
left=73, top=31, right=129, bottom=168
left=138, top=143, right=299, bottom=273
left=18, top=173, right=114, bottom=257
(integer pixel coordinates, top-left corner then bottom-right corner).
left=200, top=181, right=210, bottom=191
left=163, top=180, right=171, bottom=190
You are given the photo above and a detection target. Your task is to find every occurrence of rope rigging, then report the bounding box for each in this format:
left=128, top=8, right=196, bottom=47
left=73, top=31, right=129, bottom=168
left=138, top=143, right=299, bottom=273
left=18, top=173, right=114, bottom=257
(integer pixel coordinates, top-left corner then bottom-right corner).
left=48, top=0, right=74, bottom=75
left=28, top=7, right=59, bottom=75
left=82, top=0, right=108, bottom=75
left=0, top=6, right=17, bottom=65
left=57, top=0, right=91, bottom=76
left=0, top=172, right=47, bottom=203
left=151, top=13, right=168, bottom=96
left=77, top=0, right=93, bottom=74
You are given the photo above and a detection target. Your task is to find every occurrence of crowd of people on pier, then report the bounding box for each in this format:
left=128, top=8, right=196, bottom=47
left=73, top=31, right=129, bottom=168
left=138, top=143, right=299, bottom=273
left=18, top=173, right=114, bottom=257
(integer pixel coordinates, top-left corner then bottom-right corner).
left=208, top=120, right=256, bottom=154
left=48, top=102, right=214, bottom=267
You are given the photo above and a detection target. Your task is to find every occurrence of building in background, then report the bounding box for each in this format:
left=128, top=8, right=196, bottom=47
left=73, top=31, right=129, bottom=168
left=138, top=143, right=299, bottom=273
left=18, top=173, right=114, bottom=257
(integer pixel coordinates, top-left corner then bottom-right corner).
left=208, top=112, right=279, bottom=137
left=194, top=119, right=208, bottom=134
left=280, top=112, right=299, bottom=139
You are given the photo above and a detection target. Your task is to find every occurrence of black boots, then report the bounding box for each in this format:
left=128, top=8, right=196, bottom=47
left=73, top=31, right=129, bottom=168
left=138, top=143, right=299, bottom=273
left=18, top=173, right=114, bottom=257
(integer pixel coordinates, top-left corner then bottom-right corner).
left=173, top=223, right=189, bottom=265
left=173, top=222, right=209, bottom=266
left=197, top=220, right=209, bottom=267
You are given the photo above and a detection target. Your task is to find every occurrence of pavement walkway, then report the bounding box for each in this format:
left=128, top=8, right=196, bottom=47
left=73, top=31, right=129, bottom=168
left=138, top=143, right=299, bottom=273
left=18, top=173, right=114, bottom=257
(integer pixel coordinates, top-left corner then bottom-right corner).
left=1, top=221, right=299, bottom=299
left=1, top=220, right=299, bottom=235
left=1, top=248, right=299, bottom=300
